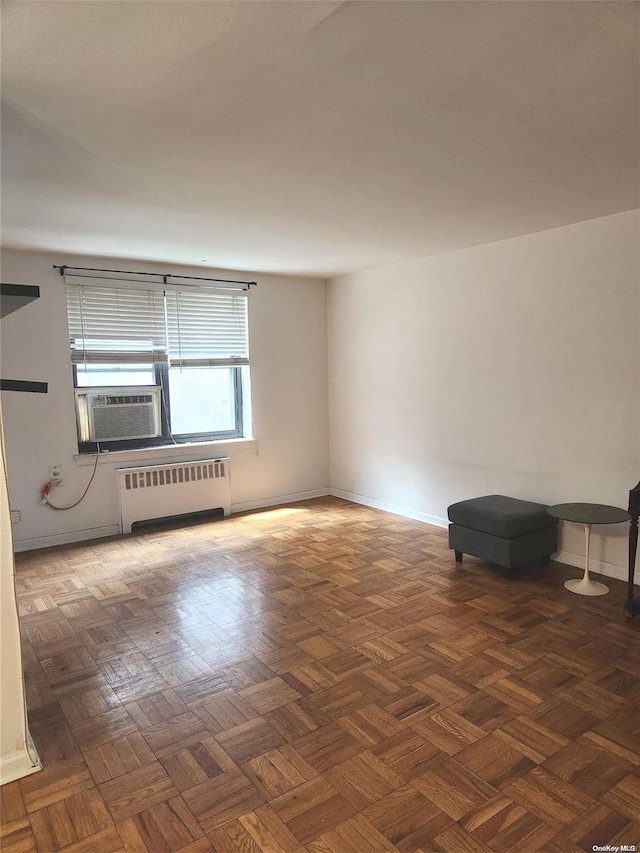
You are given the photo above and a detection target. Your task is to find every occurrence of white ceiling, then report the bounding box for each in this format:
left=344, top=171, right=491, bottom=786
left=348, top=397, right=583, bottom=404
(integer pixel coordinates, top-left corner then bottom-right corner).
left=1, top=1, right=638, bottom=277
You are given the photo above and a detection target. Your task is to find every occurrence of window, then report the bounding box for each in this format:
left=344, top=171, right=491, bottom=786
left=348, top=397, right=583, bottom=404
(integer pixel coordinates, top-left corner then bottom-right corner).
left=66, top=281, right=249, bottom=451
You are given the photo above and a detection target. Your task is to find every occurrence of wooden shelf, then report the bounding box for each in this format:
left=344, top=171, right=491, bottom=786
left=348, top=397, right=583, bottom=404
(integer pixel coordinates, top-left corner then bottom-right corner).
left=1, top=283, right=48, bottom=393
left=0, top=379, right=48, bottom=394
left=1, top=283, right=41, bottom=319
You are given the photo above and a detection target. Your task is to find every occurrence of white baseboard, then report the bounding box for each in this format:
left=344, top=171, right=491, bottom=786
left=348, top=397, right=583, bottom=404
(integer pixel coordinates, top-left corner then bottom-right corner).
left=11, top=492, right=333, bottom=552
left=329, top=490, right=628, bottom=582
left=329, top=488, right=448, bottom=529
left=232, top=489, right=331, bottom=514
left=0, top=738, right=42, bottom=786
left=13, top=524, right=120, bottom=553
left=12, top=492, right=628, bottom=583
left=555, top=549, right=627, bottom=582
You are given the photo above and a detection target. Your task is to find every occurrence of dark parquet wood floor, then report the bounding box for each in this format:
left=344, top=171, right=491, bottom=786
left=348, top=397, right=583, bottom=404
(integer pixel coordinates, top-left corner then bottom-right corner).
left=2, top=496, right=639, bottom=853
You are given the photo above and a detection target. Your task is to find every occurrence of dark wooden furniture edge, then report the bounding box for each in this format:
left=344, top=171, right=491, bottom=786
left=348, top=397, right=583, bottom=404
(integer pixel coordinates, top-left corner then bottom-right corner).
left=625, top=479, right=640, bottom=618
left=0, top=379, right=49, bottom=394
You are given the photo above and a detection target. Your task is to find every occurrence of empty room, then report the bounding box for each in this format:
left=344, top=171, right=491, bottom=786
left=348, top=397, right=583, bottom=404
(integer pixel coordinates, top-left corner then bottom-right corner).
left=1, top=2, right=639, bottom=852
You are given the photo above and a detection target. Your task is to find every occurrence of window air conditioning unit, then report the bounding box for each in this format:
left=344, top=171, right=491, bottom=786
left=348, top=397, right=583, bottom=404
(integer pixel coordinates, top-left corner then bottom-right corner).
left=75, top=387, right=161, bottom=442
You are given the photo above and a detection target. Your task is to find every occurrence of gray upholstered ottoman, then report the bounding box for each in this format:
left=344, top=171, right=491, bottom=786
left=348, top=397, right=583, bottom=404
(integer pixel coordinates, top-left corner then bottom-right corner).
left=448, top=495, right=558, bottom=578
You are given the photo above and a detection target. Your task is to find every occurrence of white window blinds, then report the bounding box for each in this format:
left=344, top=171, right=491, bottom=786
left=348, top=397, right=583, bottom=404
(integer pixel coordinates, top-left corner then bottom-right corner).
left=66, top=283, right=249, bottom=367
left=165, top=290, right=249, bottom=367
left=66, top=285, right=167, bottom=364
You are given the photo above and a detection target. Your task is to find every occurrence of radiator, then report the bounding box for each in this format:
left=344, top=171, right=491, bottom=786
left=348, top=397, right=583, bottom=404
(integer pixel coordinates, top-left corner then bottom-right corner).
left=117, top=458, right=231, bottom=533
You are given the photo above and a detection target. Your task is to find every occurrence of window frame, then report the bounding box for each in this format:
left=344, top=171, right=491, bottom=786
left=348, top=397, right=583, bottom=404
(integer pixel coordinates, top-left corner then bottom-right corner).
left=73, top=362, right=244, bottom=454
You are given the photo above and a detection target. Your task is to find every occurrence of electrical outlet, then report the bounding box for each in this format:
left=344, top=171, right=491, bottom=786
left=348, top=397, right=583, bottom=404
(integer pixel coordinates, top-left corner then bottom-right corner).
left=10, top=510, right=21, bottom=523
left=48, top=465, right=63, bottom=486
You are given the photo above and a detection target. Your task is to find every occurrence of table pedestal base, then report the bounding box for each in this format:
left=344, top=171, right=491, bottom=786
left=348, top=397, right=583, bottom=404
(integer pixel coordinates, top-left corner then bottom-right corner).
left=564, top=521, right=609, bottom=597
left=564, top=577, right=608, bottom=597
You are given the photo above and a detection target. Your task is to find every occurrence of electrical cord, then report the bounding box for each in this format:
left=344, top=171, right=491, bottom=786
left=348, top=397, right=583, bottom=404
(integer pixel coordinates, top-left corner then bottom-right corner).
left=41, top=444, right=101, bottom=510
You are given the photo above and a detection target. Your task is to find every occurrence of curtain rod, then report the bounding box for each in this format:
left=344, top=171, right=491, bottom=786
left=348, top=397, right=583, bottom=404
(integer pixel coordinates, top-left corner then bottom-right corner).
left=53, top=265, right=257, bottom=288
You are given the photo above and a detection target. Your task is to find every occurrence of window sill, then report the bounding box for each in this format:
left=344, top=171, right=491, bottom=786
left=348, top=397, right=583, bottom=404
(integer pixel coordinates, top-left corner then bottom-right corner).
left=73, top=438, right=257, bottom=466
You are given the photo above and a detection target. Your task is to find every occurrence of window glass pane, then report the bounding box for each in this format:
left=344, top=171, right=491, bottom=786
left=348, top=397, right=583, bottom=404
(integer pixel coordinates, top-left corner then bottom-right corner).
left=168, top=367, right=236, bottom=435
left=76, top=364, right=155, bottom=387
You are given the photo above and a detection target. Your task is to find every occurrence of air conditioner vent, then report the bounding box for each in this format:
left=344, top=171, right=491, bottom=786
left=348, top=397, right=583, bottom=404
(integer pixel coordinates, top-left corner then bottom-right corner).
left=94, top=393, right=155, bottom=406
left=75, top=387, right=161, bottom=442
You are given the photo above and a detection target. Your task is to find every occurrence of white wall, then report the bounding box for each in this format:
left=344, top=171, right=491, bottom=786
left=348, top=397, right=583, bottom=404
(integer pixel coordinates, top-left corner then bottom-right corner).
left=0, top=404, right=41, bottom=783
left=3, top=213, right=638, bottom=577
left=328, top=211, right=640, bottom=579
left=0, top=249, right=329, bottom=549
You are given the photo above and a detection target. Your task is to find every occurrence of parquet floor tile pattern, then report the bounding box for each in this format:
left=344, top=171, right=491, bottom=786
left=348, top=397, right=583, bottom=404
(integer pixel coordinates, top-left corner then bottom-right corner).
left=3, top=497, right=640, bottom=853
